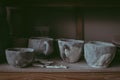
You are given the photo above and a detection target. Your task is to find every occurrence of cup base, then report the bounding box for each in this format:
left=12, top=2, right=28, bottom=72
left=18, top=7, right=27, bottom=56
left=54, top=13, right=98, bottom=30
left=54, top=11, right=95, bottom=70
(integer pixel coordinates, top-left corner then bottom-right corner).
left=88, top=64, right=108, bottom=68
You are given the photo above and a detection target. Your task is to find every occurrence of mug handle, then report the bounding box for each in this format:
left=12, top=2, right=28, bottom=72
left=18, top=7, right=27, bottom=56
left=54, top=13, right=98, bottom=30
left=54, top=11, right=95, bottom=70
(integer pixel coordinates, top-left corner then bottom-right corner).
left=43, top=41, right=50, bottom=55
left=62, top=45, right=70, bottom=58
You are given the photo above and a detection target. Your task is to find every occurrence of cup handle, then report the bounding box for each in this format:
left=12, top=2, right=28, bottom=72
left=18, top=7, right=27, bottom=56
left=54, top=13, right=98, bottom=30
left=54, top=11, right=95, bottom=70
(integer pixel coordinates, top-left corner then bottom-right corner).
left=62, top=45, right=70, bottom=58
left=43, top=41, right=50, bottom=55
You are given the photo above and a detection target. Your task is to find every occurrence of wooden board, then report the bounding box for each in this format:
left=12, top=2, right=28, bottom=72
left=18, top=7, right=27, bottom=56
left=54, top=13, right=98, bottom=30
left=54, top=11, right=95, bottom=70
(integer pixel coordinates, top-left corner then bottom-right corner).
left=0, top=72, right=120, bottom=80
left=0, top=60, right=120, bottom=72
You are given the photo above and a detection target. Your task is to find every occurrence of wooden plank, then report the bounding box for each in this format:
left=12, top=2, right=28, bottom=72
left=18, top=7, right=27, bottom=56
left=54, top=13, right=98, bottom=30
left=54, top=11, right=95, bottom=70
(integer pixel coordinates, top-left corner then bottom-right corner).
left=75, top=8, right=84, bottom=40
left=0, top=72, right=120, bottom=80
left=3, top=1, right=120, bottom=7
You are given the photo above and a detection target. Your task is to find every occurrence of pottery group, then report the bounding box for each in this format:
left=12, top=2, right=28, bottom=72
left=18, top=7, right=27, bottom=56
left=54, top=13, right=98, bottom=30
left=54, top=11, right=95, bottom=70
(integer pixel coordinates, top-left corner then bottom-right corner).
left=5, top=37, right=117, bottom=68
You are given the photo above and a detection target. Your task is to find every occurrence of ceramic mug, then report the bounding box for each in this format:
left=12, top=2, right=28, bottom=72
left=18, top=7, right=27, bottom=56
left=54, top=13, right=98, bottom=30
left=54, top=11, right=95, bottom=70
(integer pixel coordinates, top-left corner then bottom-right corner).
left=84, top=41, right=116, bottom=68
left=28, top=37, right=54, bottom=59
left=5, top=48, right=34, bottom=68
left=57, top=38, right=84, bottom=63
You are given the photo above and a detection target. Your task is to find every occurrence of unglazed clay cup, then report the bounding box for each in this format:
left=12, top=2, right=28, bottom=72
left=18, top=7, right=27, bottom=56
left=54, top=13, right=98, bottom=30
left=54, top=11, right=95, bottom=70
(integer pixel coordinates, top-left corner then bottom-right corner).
left=57, top=38, right=84, bottom=63
left=5, top=48, right=34, bottom=68
left=84, top=41, right=116, bottom=68
left=28, top=37, right=54, bottom=59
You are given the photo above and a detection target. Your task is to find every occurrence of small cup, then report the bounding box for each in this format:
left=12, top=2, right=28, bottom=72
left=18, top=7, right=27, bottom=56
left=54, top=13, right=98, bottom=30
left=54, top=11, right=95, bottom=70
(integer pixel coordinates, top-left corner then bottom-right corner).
left=57, top=38, right=84, bottom=63
left=84, top=41, right=116, bottom=68
left=28, top=37, right=54, bottom=59
left=5, top=48, right=34, bottom=68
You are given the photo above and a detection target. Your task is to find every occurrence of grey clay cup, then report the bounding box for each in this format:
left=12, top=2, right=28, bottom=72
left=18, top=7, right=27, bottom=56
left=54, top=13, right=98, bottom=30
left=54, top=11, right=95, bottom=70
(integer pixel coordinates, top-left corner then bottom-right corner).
left=28, top=37, right=54, bottom=59
left=5, top=48, right=34, bottom=68
left=57, top=38, right=84, bottom=63
left=84, top=41, right=116, bottom=68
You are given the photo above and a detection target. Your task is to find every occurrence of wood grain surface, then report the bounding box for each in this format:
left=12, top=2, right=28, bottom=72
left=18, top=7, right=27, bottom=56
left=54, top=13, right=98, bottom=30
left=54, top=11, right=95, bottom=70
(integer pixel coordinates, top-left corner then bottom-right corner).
left=0, top=72, right=120, bottom=80
left=76, top=14, right=83, bottom=40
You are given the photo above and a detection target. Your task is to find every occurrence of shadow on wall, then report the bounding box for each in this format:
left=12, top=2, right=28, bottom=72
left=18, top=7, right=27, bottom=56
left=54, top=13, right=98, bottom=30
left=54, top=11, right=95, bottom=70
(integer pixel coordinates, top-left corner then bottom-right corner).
left=84, top=7, right=120, bottom=42
left=0, top=6, right=11, bottom=63
left=10, top=7, right=76, bottom=39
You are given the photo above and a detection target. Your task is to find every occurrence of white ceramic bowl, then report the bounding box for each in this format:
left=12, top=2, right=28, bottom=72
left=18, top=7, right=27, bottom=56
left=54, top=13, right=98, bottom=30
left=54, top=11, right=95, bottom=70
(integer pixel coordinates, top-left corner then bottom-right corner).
left=84, top=41, right=116, bottom=68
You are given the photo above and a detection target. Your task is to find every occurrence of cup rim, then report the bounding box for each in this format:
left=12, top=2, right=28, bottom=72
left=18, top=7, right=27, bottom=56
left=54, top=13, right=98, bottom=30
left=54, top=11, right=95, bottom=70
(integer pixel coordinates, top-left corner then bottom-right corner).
left=57, top=38, right=84, bottom=43
left=6, top=48, right=34, bottom=52
left=29, top=37, right=53, bottom=40
left=87, top=41, right=115, bottom=47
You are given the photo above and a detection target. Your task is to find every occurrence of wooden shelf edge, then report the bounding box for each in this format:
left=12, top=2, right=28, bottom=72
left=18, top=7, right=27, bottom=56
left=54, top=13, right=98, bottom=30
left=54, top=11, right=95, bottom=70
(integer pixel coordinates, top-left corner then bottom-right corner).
left=0, top=72, right=120, bottom=80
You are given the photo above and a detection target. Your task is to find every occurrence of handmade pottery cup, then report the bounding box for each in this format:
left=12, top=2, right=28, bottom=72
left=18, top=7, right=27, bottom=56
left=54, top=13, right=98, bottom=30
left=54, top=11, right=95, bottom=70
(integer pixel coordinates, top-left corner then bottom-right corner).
left=5, top=48, right=34, bottom=68
left=84, top=41, right=116, bottom=68
left=28, top=37, right=54, bottom=59
left=57, top=38, right=84, bottom=63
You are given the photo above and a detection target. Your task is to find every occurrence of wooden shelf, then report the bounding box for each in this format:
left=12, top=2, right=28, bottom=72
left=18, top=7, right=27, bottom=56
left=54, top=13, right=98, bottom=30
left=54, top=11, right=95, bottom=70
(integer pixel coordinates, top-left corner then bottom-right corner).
left=0, top=59, right=120, bottom=79
left=0, top=72, right=120, bottom=80
left=0, top=60, right=120, bottom=72
left=1, top=0, right=120, bottom=7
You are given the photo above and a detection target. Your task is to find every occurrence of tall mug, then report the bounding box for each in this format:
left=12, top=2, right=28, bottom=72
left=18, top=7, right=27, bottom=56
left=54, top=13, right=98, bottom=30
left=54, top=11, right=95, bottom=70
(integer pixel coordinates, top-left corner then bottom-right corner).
left=57, top=38, right=84, bottom=63
left=28, top=37, right=53, bottom=59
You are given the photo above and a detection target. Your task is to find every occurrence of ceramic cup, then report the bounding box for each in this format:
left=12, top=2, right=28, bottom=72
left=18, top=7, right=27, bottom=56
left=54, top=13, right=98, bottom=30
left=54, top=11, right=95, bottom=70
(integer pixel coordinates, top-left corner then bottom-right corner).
left=28, top=37, right=54, bottom=59
left=84, top=41, right=116, bottom=68
left=57, top=38, right=84, bottom=63
left=5, top=48, right=34, bottom=68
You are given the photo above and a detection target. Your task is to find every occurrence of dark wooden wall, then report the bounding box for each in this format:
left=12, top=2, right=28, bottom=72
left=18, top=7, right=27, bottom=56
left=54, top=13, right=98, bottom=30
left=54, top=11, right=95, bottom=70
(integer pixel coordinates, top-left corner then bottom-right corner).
left=0, top=6, right=10, bottom=63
